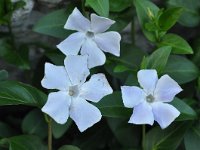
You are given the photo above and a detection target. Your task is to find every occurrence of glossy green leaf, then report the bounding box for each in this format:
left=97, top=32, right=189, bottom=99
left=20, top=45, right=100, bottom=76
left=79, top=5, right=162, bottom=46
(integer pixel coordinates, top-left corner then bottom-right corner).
left=147, top=46, right=171, bottom=74
left=85, top=0, right=109, bottom=17
left=0, top=70, right=8, bottom=81
left=94, top=92, right=131, bottom=118
left=159, top=34, right=193, bottom=54
left=109, top=0, right=132, bottom=12
left=58, top=145, right=80, bottom=150
left=164, top=55, right=199, bottom=84
left=145, top=123, right=191, bottom=150
left=168, top=0, right=200, bottom=27
left=33, top=8, right=73, bottom=39
left=0, top=81, right=47, bottom=107
left=22, top=109, right=47, bottom=139
left=134, top=0, right=159, bottom=41
left=52, top=119, right=72, bottom=139
left=158, top=7, right=183, bottom=30
left=184, top=123, right=200, bottom=150
left=0, top=135, right=47, bottom=150
left=170, top=98, right=197, bottom=121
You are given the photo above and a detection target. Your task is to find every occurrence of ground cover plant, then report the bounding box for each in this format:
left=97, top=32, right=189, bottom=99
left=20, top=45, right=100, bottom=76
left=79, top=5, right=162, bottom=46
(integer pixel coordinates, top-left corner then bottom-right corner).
left=0, top=0, right=200, bottom=150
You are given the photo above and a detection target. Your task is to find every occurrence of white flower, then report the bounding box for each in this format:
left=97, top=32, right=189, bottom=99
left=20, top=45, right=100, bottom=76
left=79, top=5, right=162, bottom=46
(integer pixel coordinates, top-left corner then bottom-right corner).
left=57, top=7, right=121, bottom=68
left=121, top=69, right=182, bottom=129
left=41, top=55, right=113, bottom=132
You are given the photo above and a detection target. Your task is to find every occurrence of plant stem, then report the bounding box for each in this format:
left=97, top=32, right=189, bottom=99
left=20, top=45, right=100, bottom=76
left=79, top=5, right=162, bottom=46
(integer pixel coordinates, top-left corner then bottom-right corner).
left=142, top=125, right=146, bottom=150
left=47, top=117, right=52, bottom=150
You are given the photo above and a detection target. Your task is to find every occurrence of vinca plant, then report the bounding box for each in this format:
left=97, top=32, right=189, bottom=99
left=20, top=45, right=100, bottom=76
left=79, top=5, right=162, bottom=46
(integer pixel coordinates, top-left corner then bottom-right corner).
left=0, top=0, right=200, bottom=150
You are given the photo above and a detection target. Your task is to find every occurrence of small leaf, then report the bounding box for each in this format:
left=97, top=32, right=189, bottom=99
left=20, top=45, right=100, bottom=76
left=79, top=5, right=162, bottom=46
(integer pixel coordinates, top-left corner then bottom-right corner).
left=158, top=7, right=183, bottom=31
left=22, top=109, right=47, bottom=139
left=159, top=33, right=193, bottom=54
left=94, top=92, right=131, bottom=118
left=0, top=70, right=8, bottom=81
left=33, top=9, right=73, bottom=39
left=114, top=65, right=131, bottom=73
left=0, top=135, right=47, bottom=150
left=147, top=46, right=171, bottom=74
left=170, top=98, right=197, bottom=121
left=52, top=119, right=72, bottom=139
left=0, top=122, right=17, bottom=138
left=58, top=145, right=80, bottom=150
left=164, top=55, right=199, bottom=84
left=0, top=81, right=47, bottom=107
left=85, top=0, right=109, bottom=17
left=134, top=0, right=159, bottom=41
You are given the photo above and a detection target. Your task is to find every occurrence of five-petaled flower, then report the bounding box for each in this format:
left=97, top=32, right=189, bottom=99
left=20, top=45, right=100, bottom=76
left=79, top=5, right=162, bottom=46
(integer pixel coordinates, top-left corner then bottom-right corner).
left=121, top=69, right=182, bottom=129
left=41, top=55, right=113, bottom=132
left=57, top=7, right=121, bottom=68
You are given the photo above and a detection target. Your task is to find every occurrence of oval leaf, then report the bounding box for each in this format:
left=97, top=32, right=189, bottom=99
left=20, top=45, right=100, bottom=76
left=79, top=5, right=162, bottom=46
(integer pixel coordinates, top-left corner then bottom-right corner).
left=159, top=33, right=193, bottom=54
left=0, top=81, right=47, bottom=107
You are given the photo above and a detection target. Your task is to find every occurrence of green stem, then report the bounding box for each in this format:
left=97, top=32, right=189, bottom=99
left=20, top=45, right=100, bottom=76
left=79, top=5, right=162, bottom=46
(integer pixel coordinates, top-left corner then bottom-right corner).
left=48, top=118, right=52, bottom=150
left=45, top=115, right=52, bottom=150
left=142, top=125, right=146, bottom=150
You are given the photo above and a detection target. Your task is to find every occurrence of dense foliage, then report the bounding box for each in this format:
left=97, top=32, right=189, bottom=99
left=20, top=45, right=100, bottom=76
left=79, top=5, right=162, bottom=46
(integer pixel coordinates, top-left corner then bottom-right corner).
left=0, top=0, right=200, bottom=150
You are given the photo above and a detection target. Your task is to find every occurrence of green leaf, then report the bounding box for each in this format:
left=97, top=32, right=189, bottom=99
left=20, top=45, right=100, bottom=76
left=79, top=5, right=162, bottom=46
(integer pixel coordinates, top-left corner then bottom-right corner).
left=158, top=7, right=183, bottom=31
left=159, top=33, right=193, bottom=54
left=114, top=65, right=131, bottom=73
left=170, top=98, right=197, bottom=121
left=0, top=81, right=47, bottom=107
left=0, top=135, right=47, bottom=150
left=168, top=0, right=200, bottom=27
left=147, top=46, right=171, bottom=74
left=33, top=9, right=73, bottom=39
left=52, top=119, right=72, bottom=139
left=134, top=0, right=159, bottom=41
left=145, top=123, right=191, bottom=150
left=0, top=70, right=8, bottom=81
left=85, top=0, right=109, bottom=17
left=0, top=39, right=30, bottom=70
left=94, top=92, right=131, bottom=118
left=164, top=55, right=199, bottom=84
left=107, top=118, right=140, bottom=147
left=58, top=145, right=80, bottom=150
left=184, top=123, right=200, bottom=150
left=22, top=109, right=47, bottom=139
left=109, top=0, right=132, bottom=12
left=0, top=122, right=17, bottom=138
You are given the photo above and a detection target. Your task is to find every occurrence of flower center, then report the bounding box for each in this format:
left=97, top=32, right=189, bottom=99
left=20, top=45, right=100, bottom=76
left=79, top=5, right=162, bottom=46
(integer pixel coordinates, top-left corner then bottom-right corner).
left=86, top=31, right=94, bottom=38
left=68, top=85, right=79, bottom=97
left=146, top=94, right=155, bottom=103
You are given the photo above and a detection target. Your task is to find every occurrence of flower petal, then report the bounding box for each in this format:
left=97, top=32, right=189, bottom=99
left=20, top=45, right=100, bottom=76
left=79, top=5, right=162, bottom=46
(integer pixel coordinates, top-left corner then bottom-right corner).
left=81, top=39, right=106, bottom=68
left=64, top=55, right=90, bottom=85
left=41, top=63, right=70, bottom=90
left=56, top=32, right=85, bottom=55
left=42, top=91, right=71, bottom=124
left=121, top=86, right=145, bottom=108
left=154, top=75, right=183, bottom=102
left=90, top=13, right=115, bottom=33
left=64, top=7, right=90, bottom=32
left=129, top=102, right=154, bottom=125
left=80, top=73, right=113, bottom=102
left=70, top=97, right=102, bottom=132
left=152, top=102, right=180, bottom=129
left=137, top=69, right=158, bottom=94
left=94, top=31, right=121, bottom=56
